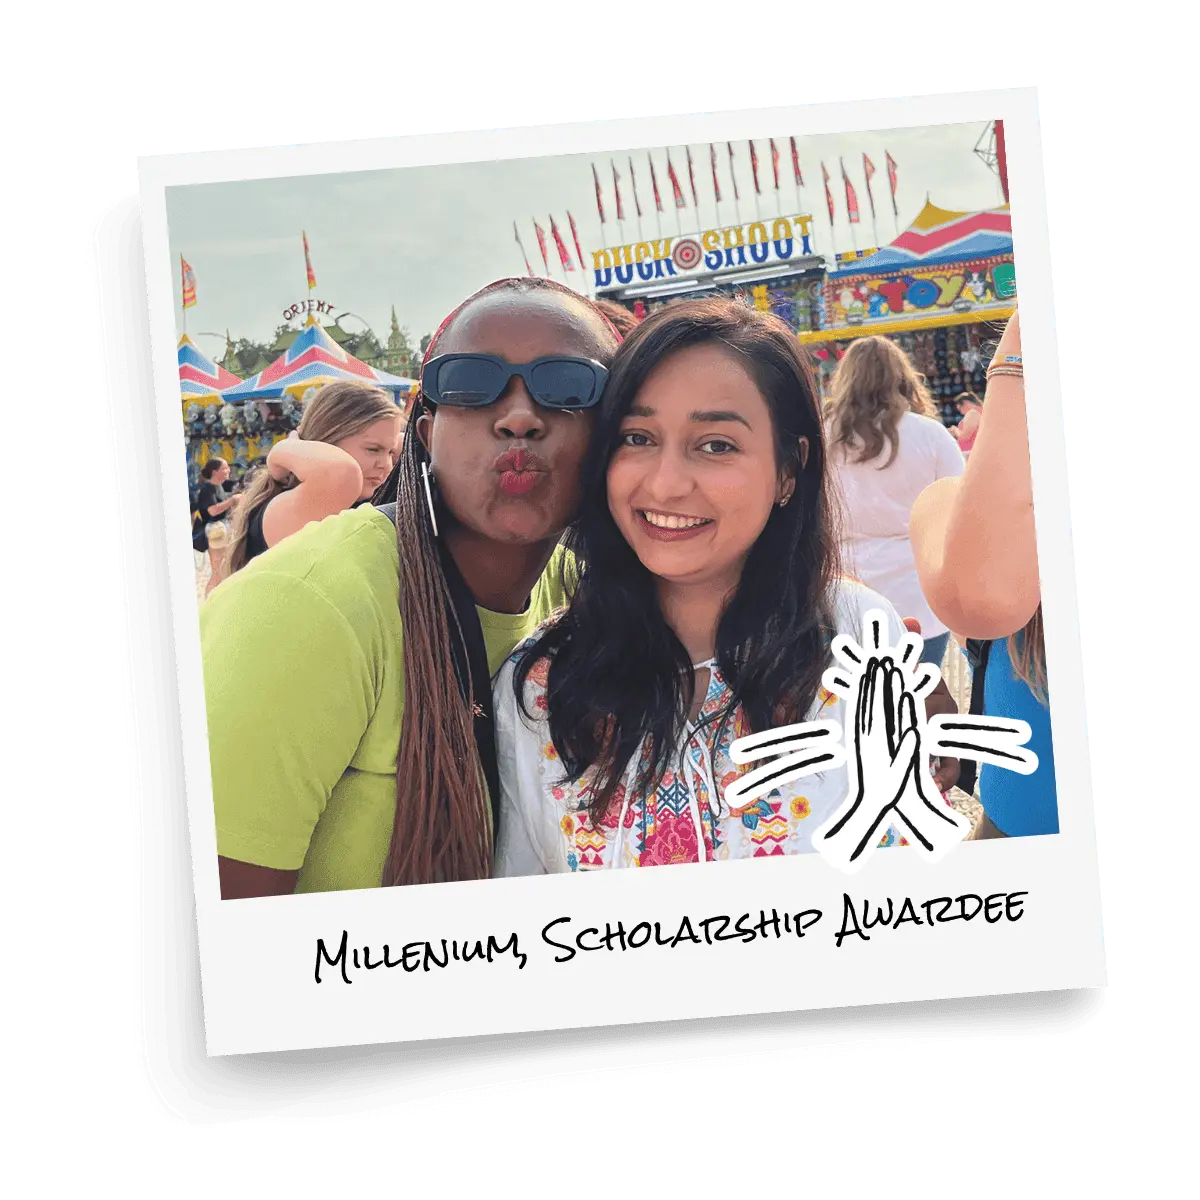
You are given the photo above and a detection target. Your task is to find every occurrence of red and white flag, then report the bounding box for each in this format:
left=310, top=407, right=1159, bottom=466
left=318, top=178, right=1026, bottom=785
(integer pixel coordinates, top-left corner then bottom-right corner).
left=568, top=211, right=586, bottom=272
left=863, top=153, right=878, bottom=220
left=550, top=216, right=575, bottom=271
left=180, top=256, right=196, bottom=309
left=790, top=136, right=803, bottom=186
left=841, top=159, right=860, bottom=224
left=592, top=163, right=606, bottom=224
left=770, top=138, right=781, bottom=190
left=727, top=142, right=740, bottom=202
left=302, top=230, right=317, bottom=290
left=710, top=143, right=722, bottom=203
left=886, top=151, right=899, bottom=216
left=533, top=219, right=551, bottom=275
left=649, top=155, right=664, bottom=213
left=821, top=162, right=835, bottom=223
left=611, top=161, right=625, bottom=222
left=666, top=152, right=686, bottom=208
left=686, top=146, right=699, bottom=209
left=628, top=158, right=643, bottom=219
left=749, top=140, right=761, bottom=195
left=513, top=222, right=534, bottom=276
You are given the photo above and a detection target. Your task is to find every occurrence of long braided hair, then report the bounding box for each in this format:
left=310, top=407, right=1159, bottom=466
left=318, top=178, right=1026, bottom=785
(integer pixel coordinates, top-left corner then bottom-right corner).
left=377, top=277, right=621, bottom=887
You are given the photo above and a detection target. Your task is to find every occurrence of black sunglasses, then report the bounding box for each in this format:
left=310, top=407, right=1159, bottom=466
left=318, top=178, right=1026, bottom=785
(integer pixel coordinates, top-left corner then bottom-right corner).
left=420, top=353, right=608, bottom=411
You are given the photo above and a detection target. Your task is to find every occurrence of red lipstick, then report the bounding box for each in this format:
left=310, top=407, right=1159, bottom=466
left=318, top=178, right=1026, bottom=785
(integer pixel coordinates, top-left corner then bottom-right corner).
left=494, top=448, right=547, bottom=496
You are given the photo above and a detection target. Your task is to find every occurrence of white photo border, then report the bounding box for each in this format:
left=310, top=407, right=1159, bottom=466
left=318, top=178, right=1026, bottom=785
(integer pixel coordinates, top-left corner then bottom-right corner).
left=138, top=87, right=1105, bottom=1057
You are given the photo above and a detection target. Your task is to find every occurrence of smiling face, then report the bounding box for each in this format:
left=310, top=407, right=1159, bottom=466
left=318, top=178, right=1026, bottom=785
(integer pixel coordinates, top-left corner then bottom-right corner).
left=606, top=342, right=797, bottom=592
left=336, top=415, right=404, bottom=499
left=419, top=290, right=612, bottom=546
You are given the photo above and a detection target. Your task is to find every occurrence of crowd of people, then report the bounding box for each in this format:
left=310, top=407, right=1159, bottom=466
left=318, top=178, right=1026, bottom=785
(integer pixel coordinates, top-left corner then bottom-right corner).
left=193, top=279, right=1052, bottom=897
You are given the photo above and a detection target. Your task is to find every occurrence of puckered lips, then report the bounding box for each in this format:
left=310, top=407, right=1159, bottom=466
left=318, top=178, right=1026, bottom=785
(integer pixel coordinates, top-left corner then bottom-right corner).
left=634, top=507, right=715, bottom=542
left=494, top=448, right=549, bottom=496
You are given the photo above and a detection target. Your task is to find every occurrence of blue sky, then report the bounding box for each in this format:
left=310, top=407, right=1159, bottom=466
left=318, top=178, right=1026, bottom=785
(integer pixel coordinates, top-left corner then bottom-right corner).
left=166, top=120, right=1006, bottom=355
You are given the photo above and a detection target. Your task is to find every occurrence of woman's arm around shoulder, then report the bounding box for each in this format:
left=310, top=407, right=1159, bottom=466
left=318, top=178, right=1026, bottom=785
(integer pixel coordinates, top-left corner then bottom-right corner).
left=260, top=436, right=364, bottom=549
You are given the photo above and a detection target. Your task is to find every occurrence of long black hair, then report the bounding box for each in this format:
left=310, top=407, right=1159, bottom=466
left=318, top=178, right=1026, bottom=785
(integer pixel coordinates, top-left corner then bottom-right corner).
left=514, top=297, right=840, bottom=820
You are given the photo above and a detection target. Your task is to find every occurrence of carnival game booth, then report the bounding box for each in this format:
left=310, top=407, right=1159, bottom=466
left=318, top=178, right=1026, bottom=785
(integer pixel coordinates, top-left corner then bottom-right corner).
left=804, top=201, right=1017, bottom=426
left=591, top=211, right=828, bottom=338
left=179, top=334, right=246, bottom=490
left=216, top=315, right=417, bottom=483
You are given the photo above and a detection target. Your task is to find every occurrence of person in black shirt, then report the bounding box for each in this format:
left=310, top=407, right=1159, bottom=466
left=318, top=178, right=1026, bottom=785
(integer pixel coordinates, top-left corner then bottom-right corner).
left=196, top=457, right=239, bottom=597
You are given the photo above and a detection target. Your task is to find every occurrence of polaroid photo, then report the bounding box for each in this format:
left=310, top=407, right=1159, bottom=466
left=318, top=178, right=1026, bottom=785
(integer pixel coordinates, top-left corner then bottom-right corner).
left=138, top=88, right=1104, bottom=1057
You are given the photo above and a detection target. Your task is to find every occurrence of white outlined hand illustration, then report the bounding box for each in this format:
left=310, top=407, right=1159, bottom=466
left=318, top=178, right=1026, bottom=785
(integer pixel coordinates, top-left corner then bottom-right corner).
left=813, top=612, right=971, bottom=871
left=725, top=610, right=1039, bottom=873
left=724, top=719, right=846, bottom=809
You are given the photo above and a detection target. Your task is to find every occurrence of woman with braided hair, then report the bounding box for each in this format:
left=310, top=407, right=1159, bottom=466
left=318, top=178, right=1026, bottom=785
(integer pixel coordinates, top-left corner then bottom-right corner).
left=201, top=278, right=620, bottom=897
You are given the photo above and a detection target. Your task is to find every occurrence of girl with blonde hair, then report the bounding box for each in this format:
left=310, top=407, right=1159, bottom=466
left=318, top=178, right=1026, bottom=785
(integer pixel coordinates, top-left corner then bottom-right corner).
left=227, top=379, right=403, bottom=573
left=826, top=335, right=964, bottom=667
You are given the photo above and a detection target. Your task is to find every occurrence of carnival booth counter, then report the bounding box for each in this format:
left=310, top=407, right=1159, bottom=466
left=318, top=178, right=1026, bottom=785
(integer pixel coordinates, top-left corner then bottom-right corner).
left=803, top=200, right=1017, bottom=426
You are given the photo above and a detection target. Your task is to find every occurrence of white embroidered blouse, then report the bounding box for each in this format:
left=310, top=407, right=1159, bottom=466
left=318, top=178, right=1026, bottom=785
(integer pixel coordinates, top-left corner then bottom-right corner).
left=493, top=580, right=910, bottom=876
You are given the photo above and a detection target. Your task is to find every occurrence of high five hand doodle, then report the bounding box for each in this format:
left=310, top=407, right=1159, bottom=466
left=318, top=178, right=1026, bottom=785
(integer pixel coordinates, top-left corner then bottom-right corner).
left=727, top=611, right=1038, bottom=873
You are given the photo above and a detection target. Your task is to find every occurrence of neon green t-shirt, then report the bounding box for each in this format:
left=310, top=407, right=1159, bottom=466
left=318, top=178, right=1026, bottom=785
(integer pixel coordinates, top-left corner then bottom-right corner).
left=200, top=504, right=570, bottom=894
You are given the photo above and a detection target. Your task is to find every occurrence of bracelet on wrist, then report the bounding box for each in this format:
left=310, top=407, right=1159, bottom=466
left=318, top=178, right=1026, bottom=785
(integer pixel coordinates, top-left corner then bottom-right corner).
left=986, top=364, right=1025, bottom=381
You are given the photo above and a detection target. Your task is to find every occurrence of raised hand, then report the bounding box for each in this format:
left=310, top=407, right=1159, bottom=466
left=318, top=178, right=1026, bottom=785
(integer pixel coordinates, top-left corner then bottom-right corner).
left=812, top=611, right=971, bottom=872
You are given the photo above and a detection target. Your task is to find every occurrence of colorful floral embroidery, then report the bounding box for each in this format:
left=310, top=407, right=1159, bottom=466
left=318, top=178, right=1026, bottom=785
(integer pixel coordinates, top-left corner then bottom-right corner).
left=729, top=797, right=774, bottom=829
left=517, top=596, right=894, bottom=870
left=641, top=814, right=700, bottom=867
left=572, top=811, right=607, bottom=869
left=749, top=800, right=788, bottom=855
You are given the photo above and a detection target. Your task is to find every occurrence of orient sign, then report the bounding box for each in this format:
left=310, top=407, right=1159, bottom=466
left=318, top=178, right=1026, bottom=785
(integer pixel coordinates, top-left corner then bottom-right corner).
left=282, top=297, right=337, bottom=321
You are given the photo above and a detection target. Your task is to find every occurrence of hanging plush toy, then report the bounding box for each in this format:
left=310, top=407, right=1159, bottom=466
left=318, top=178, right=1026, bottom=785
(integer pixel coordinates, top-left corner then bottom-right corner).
left=241, top=401, right=262, bottom=434
left=220, top=403, right=240, bottom=435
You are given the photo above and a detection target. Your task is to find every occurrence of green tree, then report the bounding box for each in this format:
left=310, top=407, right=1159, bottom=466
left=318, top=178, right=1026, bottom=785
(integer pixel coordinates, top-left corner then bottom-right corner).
left=224, top=336, right=274, bottom=377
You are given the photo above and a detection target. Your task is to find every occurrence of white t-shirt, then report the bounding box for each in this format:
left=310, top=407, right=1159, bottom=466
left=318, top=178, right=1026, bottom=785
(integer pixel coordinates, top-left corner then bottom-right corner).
left=492, top=581, right=914, bottom=877
left=831, top=411, right=964, bottom=638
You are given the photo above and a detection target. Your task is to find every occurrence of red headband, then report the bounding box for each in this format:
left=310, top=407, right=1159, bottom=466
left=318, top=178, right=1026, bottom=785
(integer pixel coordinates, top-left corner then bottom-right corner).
left=417, top=277, right=623, bottom=392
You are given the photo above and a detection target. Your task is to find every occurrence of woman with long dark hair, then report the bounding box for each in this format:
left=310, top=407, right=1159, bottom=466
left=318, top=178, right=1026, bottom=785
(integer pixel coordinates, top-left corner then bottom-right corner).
left=201, top=278, right=620, bottom=896
left=493, top=299, right=952, bottom=874
left=227, top=379, right=403, bottom=573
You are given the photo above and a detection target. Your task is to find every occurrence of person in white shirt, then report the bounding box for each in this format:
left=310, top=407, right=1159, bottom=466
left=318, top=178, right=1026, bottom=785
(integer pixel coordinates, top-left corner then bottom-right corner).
left=492, top=300, right=960, bottom=877
left=825, top=335, right=965, bottom=667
